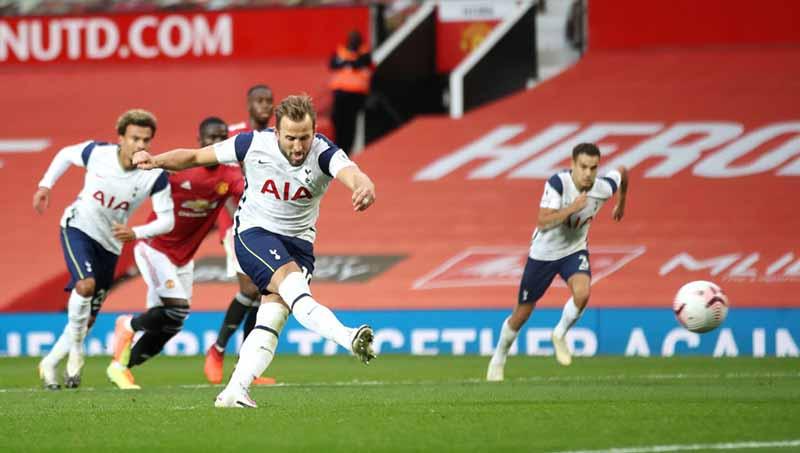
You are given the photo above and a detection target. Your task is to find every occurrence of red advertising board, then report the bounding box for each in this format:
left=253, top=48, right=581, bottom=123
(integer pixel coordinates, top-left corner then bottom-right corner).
left=0, top=6, right=369, bottom=64
left=589, top=0, right=800, bottom=50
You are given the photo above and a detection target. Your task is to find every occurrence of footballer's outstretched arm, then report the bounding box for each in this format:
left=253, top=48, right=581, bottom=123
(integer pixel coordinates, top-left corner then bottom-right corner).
left=612, top=166, right=629, bottom=222
left=34, top=141, right=92, bottom=214
left=134, top=146, right=219, bottom=171
left=111, top=172, right=176, bottom=243
left=336, top=165, right=376, bottom=212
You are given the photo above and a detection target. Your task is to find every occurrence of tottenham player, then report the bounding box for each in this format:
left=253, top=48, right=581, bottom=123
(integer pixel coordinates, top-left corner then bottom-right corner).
left=134, top=94, right=376, bottom=408
left=487, top=143, right=629, bottom=381
left=33, top=110, right=174, bottom=390
left=106, top=117, right=245, bottom=389
left=206, top=84, right=277, bottom=385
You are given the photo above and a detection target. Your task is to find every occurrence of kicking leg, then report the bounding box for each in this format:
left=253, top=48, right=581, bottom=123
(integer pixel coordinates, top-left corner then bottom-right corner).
left=233, top=229, right=375, bottom=367
left=271, top=264, right=374, bottom=364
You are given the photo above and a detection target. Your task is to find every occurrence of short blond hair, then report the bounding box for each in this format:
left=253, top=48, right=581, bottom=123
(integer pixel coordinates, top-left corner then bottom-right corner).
left=275, top=94, right=316, bottom=130
left=116, top=109, right=157, bottom=137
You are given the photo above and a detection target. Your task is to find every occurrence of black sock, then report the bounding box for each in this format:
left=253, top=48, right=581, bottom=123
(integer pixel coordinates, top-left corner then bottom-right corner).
left=215, top=296, right=249, bottom=349
left=129, top=331, right=174, bottom=368
left=131, top=307, right=169, bottom=332
left=243, top=305, right=259, bottom=339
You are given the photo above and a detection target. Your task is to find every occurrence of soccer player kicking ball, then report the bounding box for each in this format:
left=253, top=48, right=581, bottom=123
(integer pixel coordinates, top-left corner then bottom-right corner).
left=206, top=84, right=277, bottom=386
left=33, top=110, right=175, bottom=390
left=107, top=117, right=245, bottom=389
left=487, top=143, right=629, bottom=381
left=134, top=95, right=377, bottom=408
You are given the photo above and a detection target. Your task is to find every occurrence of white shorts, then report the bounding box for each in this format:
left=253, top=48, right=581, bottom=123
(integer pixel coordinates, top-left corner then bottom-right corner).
left=222, top=226, right=243, bottom=278
left=134, top=241, right=194, bottom=308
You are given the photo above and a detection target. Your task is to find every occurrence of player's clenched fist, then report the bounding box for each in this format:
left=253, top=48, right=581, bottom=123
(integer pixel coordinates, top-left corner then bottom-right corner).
left=570, top=193, right=588, bottom=212
left=133, top=151, right=157, bottom=169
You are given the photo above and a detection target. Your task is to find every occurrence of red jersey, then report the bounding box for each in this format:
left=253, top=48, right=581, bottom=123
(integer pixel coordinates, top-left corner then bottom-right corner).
left=215, top=121, right=251, bottom=241
left=145, top=165, right=244, bottom=266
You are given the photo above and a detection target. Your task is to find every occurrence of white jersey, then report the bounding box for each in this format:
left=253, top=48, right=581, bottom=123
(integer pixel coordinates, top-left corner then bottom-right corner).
left=529, top=169, right=622, bottom=261
left=214, top=129, right=355, bottom=243
left=38, top=140, right=174, bottom=255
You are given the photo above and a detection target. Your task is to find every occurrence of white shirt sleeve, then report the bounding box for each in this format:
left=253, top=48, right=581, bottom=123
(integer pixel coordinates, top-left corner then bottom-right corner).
left=37, top=141, right=92, bottom=189
left=329, top=149, right=357, bottom=178
left=132, top=176, right=175, bottom=239
left=213, top=136, right=239, bottom=164
left=605, top=169, right=622, bottom=189
left=539, top=182, right=562, bottom=209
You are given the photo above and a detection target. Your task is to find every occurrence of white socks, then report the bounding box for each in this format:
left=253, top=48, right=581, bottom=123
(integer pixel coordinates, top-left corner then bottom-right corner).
left=66, top=324, right=87, bottom=376
left=553, top=297, right=582, bottom=339
left=228, top=303, right=288, bottom=392
left=41, top=325, right=71, bottom=366
left=278, top=271, right=353, bottom=350
left=42, top=290, right=91, bottom=369
left=490, top=317, right=519, bottom=365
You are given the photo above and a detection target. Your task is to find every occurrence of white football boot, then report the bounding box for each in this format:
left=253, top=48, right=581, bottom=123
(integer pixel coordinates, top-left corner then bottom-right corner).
left=551, top=332, right=572, bottom=366
left=486, top=360, right=505, bottom=382
left=38, top=359, right=60, bottom=390
left=215, top=387, right=257, bottom=408
left=351, top=325, right=376, bottom=364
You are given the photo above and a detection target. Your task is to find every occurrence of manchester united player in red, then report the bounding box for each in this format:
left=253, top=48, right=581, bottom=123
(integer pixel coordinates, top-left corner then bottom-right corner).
left=205, top=84, right=276, bottom=385
left=107, top=117, right=244, bottom=389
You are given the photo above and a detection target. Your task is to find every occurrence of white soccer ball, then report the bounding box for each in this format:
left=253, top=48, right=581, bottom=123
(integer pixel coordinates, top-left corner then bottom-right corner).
left=673, top=280, right=729, bottom=333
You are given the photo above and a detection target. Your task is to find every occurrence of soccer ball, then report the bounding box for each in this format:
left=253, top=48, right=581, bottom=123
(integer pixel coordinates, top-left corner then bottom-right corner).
left=673, top=280, right=729, bottom=333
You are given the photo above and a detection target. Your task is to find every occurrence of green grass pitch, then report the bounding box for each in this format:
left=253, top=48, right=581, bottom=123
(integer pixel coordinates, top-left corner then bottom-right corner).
left=0, top=355, right=798, bottom=452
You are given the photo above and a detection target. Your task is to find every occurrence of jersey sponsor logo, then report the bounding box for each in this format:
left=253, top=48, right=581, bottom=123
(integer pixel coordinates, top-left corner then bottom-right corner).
left=179, top=199, right=219, bottom=217
left=92, top=190, right=130, bottom=211
left=414, top=121, right=800, bottom=180
left=260, top=179, right=312, bottom=201
left=660, top=251, right=800, bottom=283
left=413, top=246, right=645, bottom=290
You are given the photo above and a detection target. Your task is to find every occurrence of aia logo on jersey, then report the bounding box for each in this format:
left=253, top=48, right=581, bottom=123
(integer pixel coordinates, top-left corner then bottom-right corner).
left=93, top=190, right=129, bottom=211
left=261, top=179, right=312, bottom=201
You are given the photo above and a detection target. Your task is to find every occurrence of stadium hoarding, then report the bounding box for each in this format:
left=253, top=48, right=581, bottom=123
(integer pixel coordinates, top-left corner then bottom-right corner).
left=0, top=6, right=369, bottom=64
left=1, top=308, right=797, bottom=357
left=588, top=0, right=800, bottom=51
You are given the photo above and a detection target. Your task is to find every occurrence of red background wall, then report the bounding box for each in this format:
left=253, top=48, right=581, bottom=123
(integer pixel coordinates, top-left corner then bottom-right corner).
left=589, top=0, right=800, bottom=50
